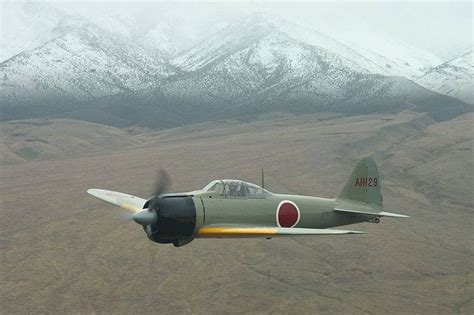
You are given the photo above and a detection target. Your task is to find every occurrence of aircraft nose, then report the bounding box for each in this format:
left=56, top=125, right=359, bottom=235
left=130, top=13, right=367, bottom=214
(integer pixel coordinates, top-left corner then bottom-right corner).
left=132, top=209, right=157, bottom=226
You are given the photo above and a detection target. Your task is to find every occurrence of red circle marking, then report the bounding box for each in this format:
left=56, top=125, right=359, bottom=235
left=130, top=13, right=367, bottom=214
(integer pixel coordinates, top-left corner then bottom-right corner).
left=277, top=201, right=299, bottom=227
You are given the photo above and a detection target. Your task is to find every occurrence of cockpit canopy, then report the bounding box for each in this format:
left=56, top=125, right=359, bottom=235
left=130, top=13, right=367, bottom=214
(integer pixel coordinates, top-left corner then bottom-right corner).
left=202, top=179, right=270, bottom=198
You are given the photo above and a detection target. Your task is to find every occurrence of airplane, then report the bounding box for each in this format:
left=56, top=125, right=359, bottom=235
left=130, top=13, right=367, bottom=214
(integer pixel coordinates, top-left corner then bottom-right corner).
left=87, top=157, right=408, bottom=247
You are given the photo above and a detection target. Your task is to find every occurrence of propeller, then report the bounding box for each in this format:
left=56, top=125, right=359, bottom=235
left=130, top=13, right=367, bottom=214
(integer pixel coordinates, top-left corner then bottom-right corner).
left=132, top=169, right=171, bottom=237
left=149, top=169, right=171, bottom=211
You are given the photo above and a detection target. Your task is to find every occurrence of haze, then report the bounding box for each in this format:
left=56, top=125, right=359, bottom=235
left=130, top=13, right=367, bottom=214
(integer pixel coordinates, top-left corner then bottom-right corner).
left=1, top=1, right=472, bottom=61
left=36, top=1, right=474, bottom=59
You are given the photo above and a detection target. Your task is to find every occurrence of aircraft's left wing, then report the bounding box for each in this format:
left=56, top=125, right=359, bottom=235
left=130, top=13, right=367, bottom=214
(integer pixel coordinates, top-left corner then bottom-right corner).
left=196, top=226, right=365, bottom=238
left=87, top=189, right=147, bottom=213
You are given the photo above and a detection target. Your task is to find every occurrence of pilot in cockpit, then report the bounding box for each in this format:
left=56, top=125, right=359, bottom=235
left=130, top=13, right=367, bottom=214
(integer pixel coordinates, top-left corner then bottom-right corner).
left=236, top=184, right=247, bottom=197
left=228, top=184, right=237, bottom=197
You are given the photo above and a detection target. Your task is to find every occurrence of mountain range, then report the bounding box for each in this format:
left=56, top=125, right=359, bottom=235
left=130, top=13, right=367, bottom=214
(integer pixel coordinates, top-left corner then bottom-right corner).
left=1, top=17, right=173, bottom=100
left=0, top=3, right=472, bottom=129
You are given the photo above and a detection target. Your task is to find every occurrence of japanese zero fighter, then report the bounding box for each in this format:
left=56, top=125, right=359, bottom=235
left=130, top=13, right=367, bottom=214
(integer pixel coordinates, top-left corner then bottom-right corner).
left=87, top=157, right=408, bottom=247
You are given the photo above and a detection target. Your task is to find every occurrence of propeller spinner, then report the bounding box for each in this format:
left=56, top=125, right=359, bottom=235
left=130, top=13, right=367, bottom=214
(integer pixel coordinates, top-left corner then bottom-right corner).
left=132, top=209, right=157, bottom=226
left=132, top=170, right=171, bottom=237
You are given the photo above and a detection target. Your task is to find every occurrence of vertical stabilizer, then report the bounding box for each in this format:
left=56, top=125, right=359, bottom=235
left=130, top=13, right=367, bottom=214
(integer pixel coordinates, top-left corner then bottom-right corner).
left=337, top=157, right=382, bottom=205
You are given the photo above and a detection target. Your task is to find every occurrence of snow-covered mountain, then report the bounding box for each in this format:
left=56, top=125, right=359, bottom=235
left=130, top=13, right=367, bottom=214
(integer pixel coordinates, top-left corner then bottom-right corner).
left=305, top=21, right=443, bottom=79
left=0, top=17, right=172, bottom=103
left=167, top=14, right=376, bottom=108
left=172, top=13, right=436, bottom=79
left=280, top=16, right=442, bottom=78
left=0, top=10, right=470, bottom=128
left=136, top=14, right=468, bottom=126
left=417, top=49, right=473, bottom=104
left=165, top=14, right=451, bottom=110
left=0, top=1, right=178, bottom=62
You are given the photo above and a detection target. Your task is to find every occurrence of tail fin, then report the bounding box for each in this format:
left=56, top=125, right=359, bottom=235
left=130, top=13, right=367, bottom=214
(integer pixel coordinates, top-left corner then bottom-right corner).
left=337, top=157, right=382, bottom=205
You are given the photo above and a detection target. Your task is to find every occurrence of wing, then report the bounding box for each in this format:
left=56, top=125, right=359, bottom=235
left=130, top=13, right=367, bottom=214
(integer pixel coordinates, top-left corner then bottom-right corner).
left=87, top=189, right=147, bottom=213
left=196, top=225, right=365, bottom=238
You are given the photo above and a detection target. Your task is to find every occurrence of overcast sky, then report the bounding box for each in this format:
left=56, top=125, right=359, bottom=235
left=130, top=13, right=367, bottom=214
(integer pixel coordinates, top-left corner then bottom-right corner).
left=3, top=1, right=472, bottom=60
left=49, top=0, right=473, bottom=59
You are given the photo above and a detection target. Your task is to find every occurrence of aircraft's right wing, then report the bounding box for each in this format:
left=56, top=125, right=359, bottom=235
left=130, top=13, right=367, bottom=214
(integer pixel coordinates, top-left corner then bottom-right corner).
left=196, top=226, right=365, bottom=238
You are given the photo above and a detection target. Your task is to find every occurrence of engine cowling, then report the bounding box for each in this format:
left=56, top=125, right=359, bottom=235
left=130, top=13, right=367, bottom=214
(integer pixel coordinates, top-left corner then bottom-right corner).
left=143, top=196, right=196, bottom=246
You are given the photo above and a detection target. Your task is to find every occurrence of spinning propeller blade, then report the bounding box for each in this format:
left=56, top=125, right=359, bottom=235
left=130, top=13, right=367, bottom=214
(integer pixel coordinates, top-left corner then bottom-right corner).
left=149, top=169, right=171, bottom=211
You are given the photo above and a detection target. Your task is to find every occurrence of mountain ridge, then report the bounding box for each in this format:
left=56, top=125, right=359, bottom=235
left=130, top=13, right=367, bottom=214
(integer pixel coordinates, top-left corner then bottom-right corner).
left=172, top=13, right=431, bottom=78
left=1, top=17, right=173, bottom=102
left=416, top=49, right=473, bottom=104
left=1, top=11, right=471, bottom=128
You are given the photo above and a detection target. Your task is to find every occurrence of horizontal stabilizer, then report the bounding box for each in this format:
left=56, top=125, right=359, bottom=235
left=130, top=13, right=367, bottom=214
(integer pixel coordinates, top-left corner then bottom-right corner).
left=334, top=208, right=409, bottom=218
left=87, top=189, right=147, bottom=213
left=196, top=226, right=365, bottom=238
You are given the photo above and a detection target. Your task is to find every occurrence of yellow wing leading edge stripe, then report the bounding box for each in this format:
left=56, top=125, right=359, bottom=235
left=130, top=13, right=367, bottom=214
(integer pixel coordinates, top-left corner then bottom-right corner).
left=197, top=227, right=277, bottom=237
left=196, top=226, right=365, bottom=238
